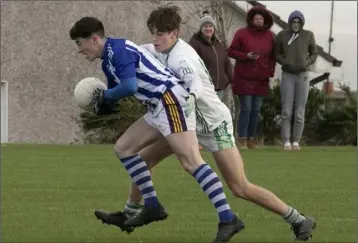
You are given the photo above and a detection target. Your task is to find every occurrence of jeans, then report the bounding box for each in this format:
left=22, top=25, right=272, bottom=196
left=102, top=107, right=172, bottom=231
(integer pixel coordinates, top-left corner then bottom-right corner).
left=234, top=95, right=263, bottom=138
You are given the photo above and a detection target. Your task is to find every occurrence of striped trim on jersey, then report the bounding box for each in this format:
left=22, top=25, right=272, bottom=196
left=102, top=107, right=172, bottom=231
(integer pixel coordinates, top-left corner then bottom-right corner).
left=161, top=89, right=188, bottom=134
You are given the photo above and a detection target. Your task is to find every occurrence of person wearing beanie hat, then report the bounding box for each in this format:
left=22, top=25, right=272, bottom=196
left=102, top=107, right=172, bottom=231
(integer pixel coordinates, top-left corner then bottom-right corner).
left=189, top=11, right=234, bottom=115
left=228, top=6, right=276, bottom=150
left=200, top=11, right=217, bottom=29
left=275, top=10, right=318, bottom=151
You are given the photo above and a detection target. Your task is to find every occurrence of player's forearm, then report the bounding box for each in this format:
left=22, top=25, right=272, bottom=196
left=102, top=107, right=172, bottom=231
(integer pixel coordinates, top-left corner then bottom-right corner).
left=183, top=74, right=204, bottom=99
left=103, top=78, right=138, bottom=101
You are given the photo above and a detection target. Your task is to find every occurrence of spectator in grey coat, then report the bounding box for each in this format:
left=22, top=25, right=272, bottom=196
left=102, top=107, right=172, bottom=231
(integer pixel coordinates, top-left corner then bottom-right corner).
left=275, top=10, right=318, bottom=150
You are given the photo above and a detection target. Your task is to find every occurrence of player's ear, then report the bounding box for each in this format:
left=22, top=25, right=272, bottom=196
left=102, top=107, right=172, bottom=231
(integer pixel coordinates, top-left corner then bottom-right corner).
left=91, top=35, right=100, bottom=44
left=75, top=39, right=81, bottom=46
left=172, top=29, right=179, bottom=38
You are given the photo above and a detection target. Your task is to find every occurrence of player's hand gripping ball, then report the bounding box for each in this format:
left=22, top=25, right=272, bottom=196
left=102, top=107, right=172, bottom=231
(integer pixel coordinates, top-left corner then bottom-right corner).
left=73, top=77, right=107, bottom=114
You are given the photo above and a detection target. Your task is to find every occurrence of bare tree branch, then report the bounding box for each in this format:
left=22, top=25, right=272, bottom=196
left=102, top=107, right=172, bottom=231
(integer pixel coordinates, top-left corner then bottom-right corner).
left=211, top=5, right=220, bottom=16
left=193, top=1, right=200, bottom=13
left=182, top=24, right=198, bottom=41
left=181, top=2, right=212, bottom=24
left=225, top=10, right=235, bottom=31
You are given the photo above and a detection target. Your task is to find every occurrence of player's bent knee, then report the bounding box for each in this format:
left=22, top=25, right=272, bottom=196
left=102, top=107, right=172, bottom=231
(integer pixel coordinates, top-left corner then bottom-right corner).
left=230, top=187, right=246, bottom=199
left=179, top=159, right=195, bottom=173
left=176, top=148, right=203, bottom=173
left=113, top=144, right=123, bottom=158
left=145, top=159, right=158, bottom=170
left=228, top=180, right=250, bottom=199
left=113, top=139, right=134, bottom=158
left=167, top=131, right=204, bottom=173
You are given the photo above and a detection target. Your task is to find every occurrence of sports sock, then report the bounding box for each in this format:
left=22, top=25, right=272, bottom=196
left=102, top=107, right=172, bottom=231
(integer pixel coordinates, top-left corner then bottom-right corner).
left=283, top=206, right=306, bottom=224
left=192, top=163, right=235, bottom=223
left=124, top=200, right=144, bottom=218
left=120, top=154, right=159, bottom=208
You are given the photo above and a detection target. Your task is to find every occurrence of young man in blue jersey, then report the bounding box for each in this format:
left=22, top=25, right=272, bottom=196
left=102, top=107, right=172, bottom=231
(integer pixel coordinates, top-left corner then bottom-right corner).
left=69, top=17, right=242, bottom=242
left=94, top=6, right=316, bottom=242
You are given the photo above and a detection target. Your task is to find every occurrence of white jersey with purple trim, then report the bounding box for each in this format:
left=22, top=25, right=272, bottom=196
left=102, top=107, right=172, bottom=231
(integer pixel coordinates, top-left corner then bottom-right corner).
left=141, top=39, right=230, bottom=133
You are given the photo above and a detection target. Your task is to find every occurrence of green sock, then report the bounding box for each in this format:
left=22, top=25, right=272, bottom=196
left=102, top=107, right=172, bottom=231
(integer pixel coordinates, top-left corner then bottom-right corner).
left=283, top=206, right=306, bottom=224
left=123, top=200, right=144, bottom=218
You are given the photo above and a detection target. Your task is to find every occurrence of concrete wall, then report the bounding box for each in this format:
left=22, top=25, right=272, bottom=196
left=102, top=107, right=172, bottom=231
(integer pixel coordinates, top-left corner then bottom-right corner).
left=0, top=1, right=246, bottom=144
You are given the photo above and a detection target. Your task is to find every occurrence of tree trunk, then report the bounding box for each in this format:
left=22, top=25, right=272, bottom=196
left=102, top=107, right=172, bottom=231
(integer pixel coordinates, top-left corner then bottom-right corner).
left=214, top=0, right=228, bottom=47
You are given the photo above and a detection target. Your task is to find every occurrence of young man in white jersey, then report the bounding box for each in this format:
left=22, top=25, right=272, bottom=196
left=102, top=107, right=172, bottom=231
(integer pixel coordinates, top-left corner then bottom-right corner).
left=70, top=16, right=242, bottom=243
left=94, top=7, right=316, bottom=242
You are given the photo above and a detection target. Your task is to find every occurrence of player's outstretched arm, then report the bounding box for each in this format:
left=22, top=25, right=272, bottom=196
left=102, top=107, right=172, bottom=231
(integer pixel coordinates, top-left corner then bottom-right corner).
left=103, top=78, right=137, bottom=101
left=169, top=55, right=204, bottom=99
left=103, top=48, right=139, bottom=102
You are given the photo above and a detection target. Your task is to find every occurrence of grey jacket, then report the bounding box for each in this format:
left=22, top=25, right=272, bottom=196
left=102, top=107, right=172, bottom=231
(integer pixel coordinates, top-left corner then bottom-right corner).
left=275, top=10, right=318, bottom=74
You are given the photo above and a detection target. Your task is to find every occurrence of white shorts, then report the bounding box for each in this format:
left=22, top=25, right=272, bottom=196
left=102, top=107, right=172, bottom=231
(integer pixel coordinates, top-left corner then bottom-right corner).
left=144, top=85, right=196, bottom=137
left=197, top=109, right=236, bottom=153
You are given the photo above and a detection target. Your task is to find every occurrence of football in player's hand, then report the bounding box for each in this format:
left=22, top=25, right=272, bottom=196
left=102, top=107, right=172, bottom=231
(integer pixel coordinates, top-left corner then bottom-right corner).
left=74, top=77, right=107, bottom=112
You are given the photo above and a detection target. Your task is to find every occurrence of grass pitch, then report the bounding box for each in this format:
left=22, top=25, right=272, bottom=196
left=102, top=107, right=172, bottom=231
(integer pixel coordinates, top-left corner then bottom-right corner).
left=1, top=144, right=356, bottom=242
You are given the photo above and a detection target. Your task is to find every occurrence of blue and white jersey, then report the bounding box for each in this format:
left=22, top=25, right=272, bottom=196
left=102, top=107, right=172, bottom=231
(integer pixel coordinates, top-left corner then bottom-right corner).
left=101, top=38, right=180, bottom=107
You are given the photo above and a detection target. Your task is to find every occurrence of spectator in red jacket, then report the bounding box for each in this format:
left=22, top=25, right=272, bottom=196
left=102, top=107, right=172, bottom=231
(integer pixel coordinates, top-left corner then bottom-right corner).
left=228, top=6, right=275, bottom=149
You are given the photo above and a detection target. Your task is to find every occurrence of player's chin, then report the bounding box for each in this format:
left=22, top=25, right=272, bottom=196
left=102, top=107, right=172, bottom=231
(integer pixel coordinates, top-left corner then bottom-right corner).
left=154, top=45, right=162, bottom=52
left=86, top=56, right=96, bottom=62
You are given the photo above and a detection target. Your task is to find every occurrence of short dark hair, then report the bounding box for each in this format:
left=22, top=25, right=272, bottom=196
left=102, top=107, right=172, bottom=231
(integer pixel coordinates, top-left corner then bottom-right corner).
left=69, top=17, right=105, bottom=40
left=147, top=5, right=182, bottom=33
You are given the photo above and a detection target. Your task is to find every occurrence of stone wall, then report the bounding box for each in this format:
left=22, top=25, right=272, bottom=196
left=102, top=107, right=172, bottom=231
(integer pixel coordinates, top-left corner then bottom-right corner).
left=0, top=1, right=246, bottom=143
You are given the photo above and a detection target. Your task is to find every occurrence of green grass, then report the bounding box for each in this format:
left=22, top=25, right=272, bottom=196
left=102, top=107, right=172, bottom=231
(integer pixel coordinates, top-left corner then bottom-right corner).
left=1, top=144, right=356, bottom=242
